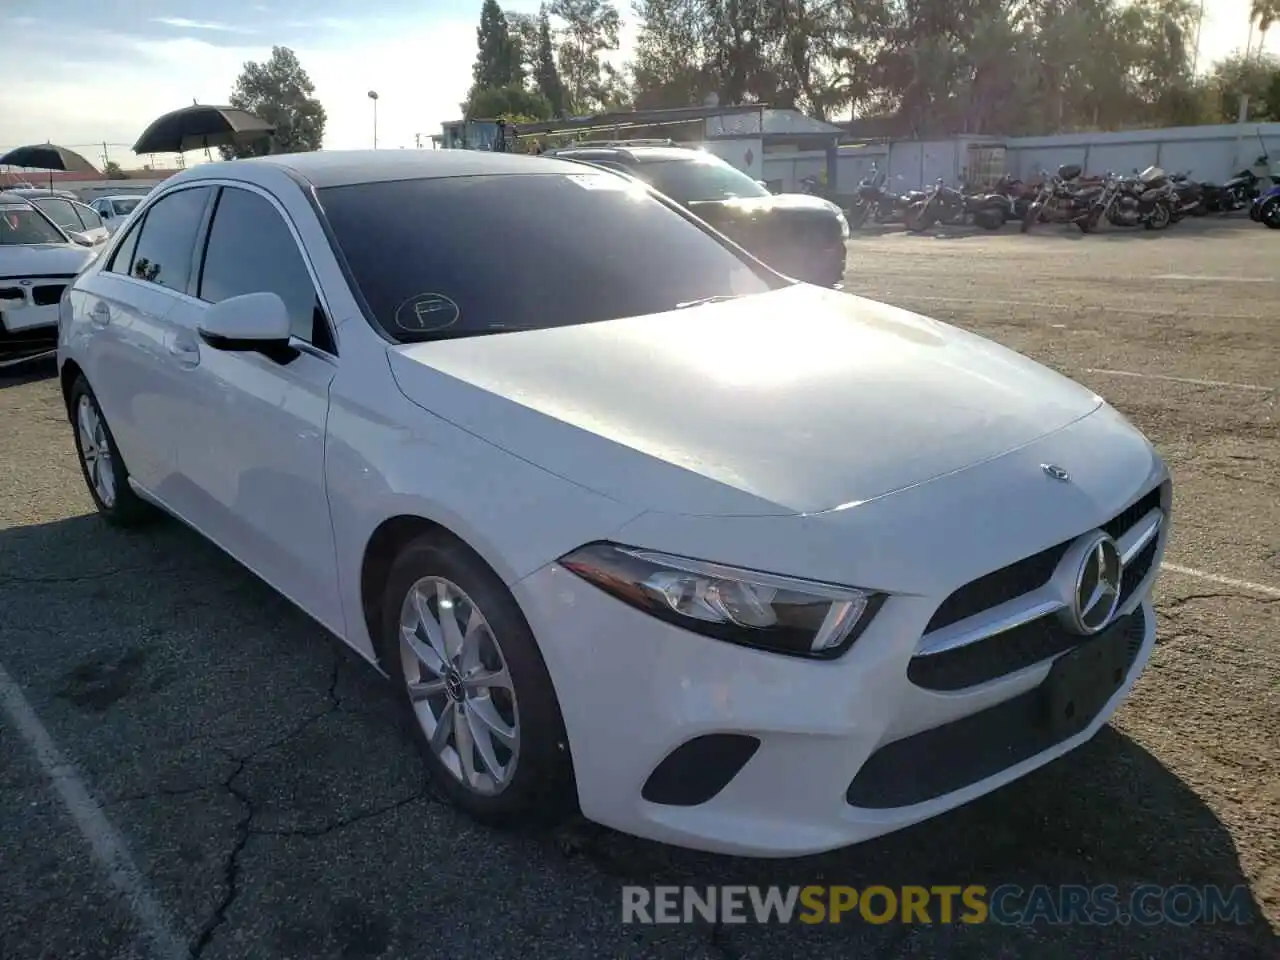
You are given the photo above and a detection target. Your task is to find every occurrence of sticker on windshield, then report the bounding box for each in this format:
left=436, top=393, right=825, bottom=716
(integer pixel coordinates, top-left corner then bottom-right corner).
left=562, top=173, right=628, bottom=190
left=393, top=293, right=460, bottom=333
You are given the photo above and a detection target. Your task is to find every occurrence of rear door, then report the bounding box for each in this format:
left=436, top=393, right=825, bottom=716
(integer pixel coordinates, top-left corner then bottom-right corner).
left=73, top=186, right=216, bottom=497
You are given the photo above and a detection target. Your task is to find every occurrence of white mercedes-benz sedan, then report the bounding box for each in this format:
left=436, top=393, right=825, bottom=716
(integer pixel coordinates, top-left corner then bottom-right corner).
left=57, top=150, right=1171, bottom=857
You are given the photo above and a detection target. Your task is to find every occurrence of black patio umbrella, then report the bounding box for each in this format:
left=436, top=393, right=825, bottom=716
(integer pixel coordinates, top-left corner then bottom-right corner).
left=0, top=143, right=99, bottom=189
left=132, top=104, right=275, bottom=156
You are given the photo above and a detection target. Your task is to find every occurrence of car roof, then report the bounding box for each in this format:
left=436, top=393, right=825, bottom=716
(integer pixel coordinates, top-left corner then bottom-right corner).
left=0, top=191, right=35, bottom=205
left=549, top=145, right=702, bottom=163
left=169, top=149, right=590, bottom=190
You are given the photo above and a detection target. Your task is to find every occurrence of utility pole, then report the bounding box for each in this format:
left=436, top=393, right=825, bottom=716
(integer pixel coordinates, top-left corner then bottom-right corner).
left=1190, top=0, right=1205, bottom=74
left=414, top=132, right=422, bottom=149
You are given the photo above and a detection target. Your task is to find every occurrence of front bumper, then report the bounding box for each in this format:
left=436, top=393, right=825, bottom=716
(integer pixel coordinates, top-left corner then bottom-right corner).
left=514, top=470, right=1169, bottom=857
left=0, top=286, right=61, bottom=368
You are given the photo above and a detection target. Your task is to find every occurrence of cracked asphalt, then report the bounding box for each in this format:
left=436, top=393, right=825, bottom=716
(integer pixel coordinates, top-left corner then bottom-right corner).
left=1, top=216, right=1277, bottom=960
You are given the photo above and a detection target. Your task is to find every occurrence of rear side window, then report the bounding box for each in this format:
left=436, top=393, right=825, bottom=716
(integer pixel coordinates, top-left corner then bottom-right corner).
left=33, top=198, right=81, bottom=231
left=198, top=187, right=330, bottom=347
left=317, top=172, right=775, bottom=343
left=125, top=187, right=213, bottom=291
left=106, top=220, right=142, bottom=274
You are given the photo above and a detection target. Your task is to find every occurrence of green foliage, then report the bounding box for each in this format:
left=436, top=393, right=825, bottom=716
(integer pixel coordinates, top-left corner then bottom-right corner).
left=103, top=161, right=127, bottom=180
left=464, top=84, right=553, bottom=121
left=219, top=46, right=325, bottom=160
left=473, top=0, right=523, bottom=90
left=1203, top=53, right=1280, bottom=122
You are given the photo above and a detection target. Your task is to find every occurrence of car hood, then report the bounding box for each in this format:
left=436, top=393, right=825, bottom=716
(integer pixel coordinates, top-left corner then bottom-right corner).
left=688, top=192, right=841, bottom=223
left=0, top=243, right=96, bottom=279
left=387, top=284, right=1104, bottom=517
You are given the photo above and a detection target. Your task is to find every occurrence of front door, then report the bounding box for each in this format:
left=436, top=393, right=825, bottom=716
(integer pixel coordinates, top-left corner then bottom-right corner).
left=165, top=185, right=344, bottom=633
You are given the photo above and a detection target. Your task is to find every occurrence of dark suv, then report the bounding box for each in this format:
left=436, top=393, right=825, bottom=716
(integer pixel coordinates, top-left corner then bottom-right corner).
left=544, top=141, right=849, bottom=287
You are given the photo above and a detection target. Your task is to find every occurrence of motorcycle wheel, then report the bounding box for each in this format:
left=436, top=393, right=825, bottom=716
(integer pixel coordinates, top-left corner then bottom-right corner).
left=848, top=203, right=870, bottom=229
left=974, top=207, right=1003, bottom=230
left=905, top=201, right=935, bottom=233
left=1144, top=203, right=1172, bottom=231
left=1262, top=198, right=1280, bottom=229
left=1020, top=204, right=1039, bottom=234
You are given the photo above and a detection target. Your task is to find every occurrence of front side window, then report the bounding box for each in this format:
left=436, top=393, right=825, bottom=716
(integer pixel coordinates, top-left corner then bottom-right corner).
left=74, top=204, right=103, bottom=230
left=126, top=187, right=213, bottom=290
left=198, top=187, right=329, bottom=346
left=0, top=202, right=67, bottom=245
left=633, top=155, right=772, bottom=204
left=317, top=171, right=777, bottom=344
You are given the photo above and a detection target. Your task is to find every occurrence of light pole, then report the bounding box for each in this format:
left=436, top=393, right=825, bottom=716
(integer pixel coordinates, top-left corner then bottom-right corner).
left=367, top=90, right=379, bottom=148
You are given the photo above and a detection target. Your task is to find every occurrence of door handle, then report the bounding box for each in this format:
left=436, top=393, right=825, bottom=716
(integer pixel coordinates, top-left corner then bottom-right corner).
left=89, top=302, right=111, bottom=327
left=168, top=337, right=201, bottom=367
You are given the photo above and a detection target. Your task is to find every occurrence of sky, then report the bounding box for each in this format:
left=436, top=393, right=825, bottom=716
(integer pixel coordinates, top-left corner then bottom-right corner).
left=0, top=0, right=1262, bottom=170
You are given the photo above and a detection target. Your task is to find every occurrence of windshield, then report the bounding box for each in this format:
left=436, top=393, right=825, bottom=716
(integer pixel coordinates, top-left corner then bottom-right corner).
left=317, top=172, right=777, bottom=343
left=633, top=155, right=771, bottom=204
left=113, top=197, right=142, bottom=215
left=0, top=203, right=67, bottom=245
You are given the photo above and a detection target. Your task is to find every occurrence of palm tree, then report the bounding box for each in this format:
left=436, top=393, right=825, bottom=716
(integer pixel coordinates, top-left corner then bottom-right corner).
left=1250, top=0, right=1280, bottom=59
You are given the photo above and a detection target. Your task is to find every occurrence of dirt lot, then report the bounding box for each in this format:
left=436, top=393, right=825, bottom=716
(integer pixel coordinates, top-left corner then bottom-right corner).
left=0, top=217, right=1276, bottom=960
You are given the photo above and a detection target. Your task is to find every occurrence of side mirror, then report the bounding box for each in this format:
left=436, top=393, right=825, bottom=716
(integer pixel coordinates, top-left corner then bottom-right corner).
left=69, top=232, right=94, bottom=247
left=197, top=292, right=296, bottom=361
left=755, top=179, right=768, bottom=189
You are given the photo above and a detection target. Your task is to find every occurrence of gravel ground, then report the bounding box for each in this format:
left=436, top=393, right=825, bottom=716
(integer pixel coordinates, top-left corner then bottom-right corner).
left=0, top=216, right=1276, bottom=959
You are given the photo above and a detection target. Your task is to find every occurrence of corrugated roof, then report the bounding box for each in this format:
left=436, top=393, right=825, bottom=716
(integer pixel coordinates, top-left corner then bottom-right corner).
left=706, top=109, right=846, bottom=138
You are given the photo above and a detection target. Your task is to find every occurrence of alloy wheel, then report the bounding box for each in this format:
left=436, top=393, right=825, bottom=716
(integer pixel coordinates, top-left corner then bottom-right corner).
left=398, top=576, right=520, bottom=795
left=77, top=395, right=116, bottom=508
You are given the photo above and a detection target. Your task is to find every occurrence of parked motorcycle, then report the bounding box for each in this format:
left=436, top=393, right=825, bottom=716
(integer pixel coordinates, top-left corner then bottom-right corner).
left=1169, top=173, right=1207, bottom=218
left=905, top=179, right=1005, bottom=232
left=845, top=165, right=920, bottom=227
left=1250, top=183, right=1280, bottom=228
left=1201, top=159, right=1267, bottom=213
left=1020, top=165, right=1100, bottom=232
left=1086, top=167, right=1176, bottom=231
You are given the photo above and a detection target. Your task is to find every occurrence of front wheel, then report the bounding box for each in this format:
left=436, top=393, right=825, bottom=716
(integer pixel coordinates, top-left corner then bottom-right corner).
left=847, top=202, right=870, bottom=229
left=905, top=201, right=935, bottom=233
left=68, top=376, right=156, bottom=527
left=1020, top=203, right=1040, bottom=233
left=1144, top=203, right=1172, bottom=231
left=1261, top=198, right=1280, bottom=229
left=381, top=534, right=577, bottom=827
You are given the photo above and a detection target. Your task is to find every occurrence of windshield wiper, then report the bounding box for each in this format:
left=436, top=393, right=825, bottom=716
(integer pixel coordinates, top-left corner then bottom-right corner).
left=675, top=294, right=742, bottom=309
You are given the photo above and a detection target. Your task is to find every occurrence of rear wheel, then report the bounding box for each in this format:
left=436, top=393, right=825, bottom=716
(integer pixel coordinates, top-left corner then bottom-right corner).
left=1261, top=198, right=1280, bottom=229
left=68, top=376, right=156, bottom=527
left=847, top=202, right=870, bottom=229
left=974, top=207, right=1004, bottom=230
left=1020, top=203, right=1039, bottom=233
left=905, top=201, right=935, bottom=233
left=380, top=534, right=576, bottom=827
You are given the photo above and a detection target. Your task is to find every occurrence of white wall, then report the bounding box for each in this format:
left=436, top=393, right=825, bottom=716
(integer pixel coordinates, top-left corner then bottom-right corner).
left=701, top=138, right=764, bottom=179
left=760, top=123, right=1280, bottom=192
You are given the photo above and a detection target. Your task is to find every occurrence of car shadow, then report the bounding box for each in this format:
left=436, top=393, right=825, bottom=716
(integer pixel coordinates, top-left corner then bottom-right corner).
left=0, top=356, right=56, bottom=388
left=0, top=513, right=1272, bottom=957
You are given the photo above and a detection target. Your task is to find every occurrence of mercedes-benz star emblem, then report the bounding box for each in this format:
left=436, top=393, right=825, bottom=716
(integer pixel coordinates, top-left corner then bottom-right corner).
left=1041, top=463, right=1070, bottom=482
left=1068, top=533, right=1123, bottom=635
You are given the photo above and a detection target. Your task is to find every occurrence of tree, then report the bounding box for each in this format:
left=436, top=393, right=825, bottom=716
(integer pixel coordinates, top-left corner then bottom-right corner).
left=103, top=160, right=127, bottom=180
left=1206, top=52, right=1280, bottom=121
left=464, top=83, right=553, bottom=120
left=473, top=0, right=523, bottom=89
left=506, top=9, right=540, bottom=82
left=534, top=4, right=568, bottom=115
left=550, top=0, right=621, bottom=111
left=219, top=46, right=325, bottom=160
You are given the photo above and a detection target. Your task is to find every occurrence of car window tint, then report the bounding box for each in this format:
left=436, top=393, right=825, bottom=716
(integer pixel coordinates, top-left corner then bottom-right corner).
left=74, top=204, right=103, bottom=230
left=317, top=172, right=775, bottom=344
left=33, top=198, right=81, bottom=231
left=113, top=197, right=142, bottom=216
left=635, top=157, right=771, bottom=204
left=106, top=219, right=142, bottom=274
left=128, top=187, right=212, bottom=291
left=198, top=187, right=328, bottom=346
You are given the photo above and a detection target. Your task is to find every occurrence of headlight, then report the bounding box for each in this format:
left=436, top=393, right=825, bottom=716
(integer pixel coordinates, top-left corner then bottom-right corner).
left=559, top=543, right=885, bottom=659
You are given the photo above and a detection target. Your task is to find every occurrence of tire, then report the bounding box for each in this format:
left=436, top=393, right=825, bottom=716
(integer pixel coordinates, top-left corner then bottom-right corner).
left=974, top=207, right=1003, bottom=230
left=1144, top=203, right=1171, bottom=231
left=1020, top=203, right=1039, bottom=233
left=1261, top=198, right=1280, bottom=229
left=380, top=533, right=576, bottom=827
left=847, top=202, right=870, bottom=229
left=68, top=376, right=156, bottom=527
left=906, top=201, right=935, bottom=233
